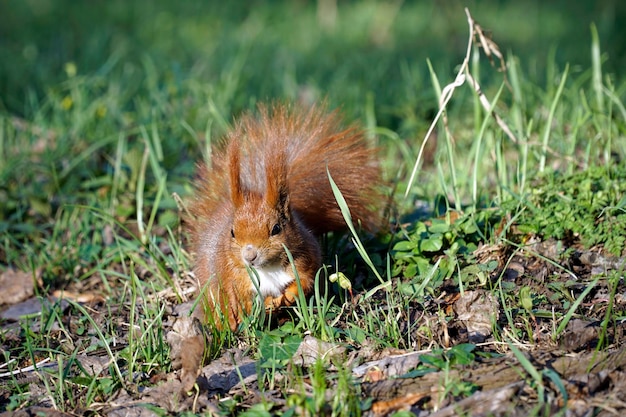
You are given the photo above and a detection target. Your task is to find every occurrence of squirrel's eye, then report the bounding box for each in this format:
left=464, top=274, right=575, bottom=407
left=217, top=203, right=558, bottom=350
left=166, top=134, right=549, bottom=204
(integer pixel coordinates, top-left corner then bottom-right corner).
left=230, top=228, right=235, bottom=238
left=270, top=223, right=281, bottom=236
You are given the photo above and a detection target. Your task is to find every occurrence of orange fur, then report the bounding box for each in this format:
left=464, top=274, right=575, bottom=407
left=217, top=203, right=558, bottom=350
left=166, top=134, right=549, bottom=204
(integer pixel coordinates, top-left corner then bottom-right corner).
left=189, top=103, right=382, bottom=331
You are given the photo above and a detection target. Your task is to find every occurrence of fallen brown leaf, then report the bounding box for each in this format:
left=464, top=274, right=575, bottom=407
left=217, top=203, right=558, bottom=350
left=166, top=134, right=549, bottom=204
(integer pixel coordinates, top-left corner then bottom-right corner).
left=0, top=269, right=35, bottom=306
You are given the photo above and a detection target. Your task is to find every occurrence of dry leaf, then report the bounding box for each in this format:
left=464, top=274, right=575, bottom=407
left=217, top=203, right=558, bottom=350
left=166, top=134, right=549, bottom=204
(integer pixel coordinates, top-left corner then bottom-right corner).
left=0, top=269, right=35, bottom=306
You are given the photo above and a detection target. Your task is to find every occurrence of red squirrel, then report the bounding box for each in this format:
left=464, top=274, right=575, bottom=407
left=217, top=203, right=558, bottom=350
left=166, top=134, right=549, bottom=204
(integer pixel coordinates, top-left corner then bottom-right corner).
left=188, top=103, right=382, bottom=332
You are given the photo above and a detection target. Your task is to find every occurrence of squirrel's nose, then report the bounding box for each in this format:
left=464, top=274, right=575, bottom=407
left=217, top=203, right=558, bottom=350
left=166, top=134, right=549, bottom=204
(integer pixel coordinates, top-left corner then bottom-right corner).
left=242, top=244, right=258, bottom=264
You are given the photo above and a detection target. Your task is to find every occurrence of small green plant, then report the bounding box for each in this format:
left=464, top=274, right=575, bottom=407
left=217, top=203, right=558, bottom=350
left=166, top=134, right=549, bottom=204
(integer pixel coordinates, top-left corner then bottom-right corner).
left=257, top=323, right=303, bottom=391
left=410, top=343, right=477, bottom=375
left=392, top=207, right=500, bottom=281
left=504, top=165, right=626, bottom=255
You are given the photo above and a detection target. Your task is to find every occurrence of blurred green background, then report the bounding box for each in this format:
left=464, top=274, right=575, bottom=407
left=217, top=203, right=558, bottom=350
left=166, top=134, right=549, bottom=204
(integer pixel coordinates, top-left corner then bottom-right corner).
left=1, top=0, right=624, bottom=119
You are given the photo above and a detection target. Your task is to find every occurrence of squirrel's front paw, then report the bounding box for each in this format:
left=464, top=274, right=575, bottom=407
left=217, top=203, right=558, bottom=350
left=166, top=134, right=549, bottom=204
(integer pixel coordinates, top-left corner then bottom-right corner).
left=281, top=283, right=299, bottom=306
left=264, top=294, right=285, bottom=310
left=264, top=285, right=299, bottom=310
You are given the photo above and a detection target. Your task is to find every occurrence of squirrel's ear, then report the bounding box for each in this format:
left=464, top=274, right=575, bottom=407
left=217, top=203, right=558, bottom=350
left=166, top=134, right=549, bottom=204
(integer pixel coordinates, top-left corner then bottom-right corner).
left=229, top=144, right=244, bottom=208
left=265, top=154, right=289, bottom=211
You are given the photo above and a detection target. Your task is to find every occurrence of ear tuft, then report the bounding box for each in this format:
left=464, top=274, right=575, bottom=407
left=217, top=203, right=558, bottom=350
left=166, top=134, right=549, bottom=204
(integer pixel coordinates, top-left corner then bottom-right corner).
left=229, top=143, right=244, bottom=208
left=265, top=153, right=289, bottom=211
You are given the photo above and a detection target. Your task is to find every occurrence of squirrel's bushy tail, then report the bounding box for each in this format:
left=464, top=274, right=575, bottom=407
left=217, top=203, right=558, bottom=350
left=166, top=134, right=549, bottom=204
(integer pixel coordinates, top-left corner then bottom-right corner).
left=229, top=103, right=383, bottom=235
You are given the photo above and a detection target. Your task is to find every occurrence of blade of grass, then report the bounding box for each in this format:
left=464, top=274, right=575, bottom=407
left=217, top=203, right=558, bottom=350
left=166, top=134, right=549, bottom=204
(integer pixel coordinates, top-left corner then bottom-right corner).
left=66, top=300, right=126, bottom=387
left=327, top=168, right=386, bottom=287
left=507, top=339, right=544, bottom=402
left=405, top=8, right=475, bottom=197
left=472, top=82, right=505, bottom=207
left=136, top=145, right=150, bottom=244
left=110, top=133, right=126, bottom=213
left=590, top=23, right=604, bottom=114
left=554, top=275, right=600, bottom=340
left=539, top=64, right=569, bottom=173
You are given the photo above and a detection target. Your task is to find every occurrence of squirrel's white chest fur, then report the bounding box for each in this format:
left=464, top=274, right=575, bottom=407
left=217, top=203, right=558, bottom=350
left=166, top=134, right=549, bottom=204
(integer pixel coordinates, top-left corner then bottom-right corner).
left=249, top=265, right=293, bottom=297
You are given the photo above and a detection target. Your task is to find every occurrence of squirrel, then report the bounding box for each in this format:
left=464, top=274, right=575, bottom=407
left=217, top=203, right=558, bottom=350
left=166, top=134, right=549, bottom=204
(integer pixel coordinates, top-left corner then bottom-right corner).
left=171, top=103, right=383, bottom=390
left=188, top=103, right=383, bottom=332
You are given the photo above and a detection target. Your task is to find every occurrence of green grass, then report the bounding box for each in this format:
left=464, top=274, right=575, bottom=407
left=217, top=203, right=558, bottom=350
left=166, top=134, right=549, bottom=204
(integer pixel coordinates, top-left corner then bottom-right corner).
left=2, top=1, right=626, bottom=415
